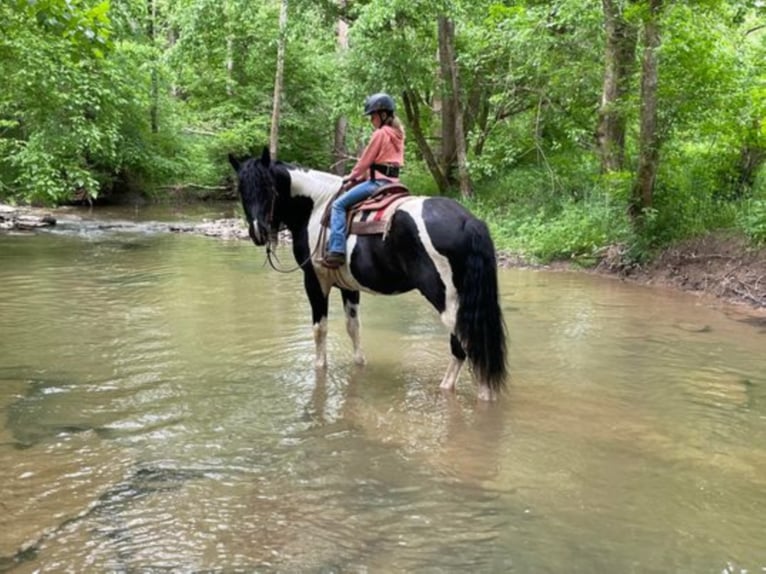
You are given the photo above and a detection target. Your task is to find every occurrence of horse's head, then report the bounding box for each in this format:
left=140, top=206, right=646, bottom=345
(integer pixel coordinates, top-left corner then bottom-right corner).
left=229, top=147, right=279, bottom=246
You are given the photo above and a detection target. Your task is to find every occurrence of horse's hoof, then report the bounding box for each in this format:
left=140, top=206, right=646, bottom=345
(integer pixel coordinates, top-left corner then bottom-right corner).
left=477, top=386, right=497, bottom=402
left=353, top=354, right=367, bottom=366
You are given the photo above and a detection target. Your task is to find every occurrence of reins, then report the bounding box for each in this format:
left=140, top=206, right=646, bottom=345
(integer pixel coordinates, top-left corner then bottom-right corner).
left=264, top=238, right=318, bottom=274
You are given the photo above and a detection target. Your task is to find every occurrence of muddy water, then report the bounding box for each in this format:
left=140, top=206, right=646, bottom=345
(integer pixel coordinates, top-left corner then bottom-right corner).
left=1, top=213, right=765, bottom=573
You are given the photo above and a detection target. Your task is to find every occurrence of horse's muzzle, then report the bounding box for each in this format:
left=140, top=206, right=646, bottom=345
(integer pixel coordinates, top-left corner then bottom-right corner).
left=248, top=222, right=267, bottom=246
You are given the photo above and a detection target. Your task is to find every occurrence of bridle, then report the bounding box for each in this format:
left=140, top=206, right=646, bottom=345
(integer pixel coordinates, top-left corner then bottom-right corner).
left=258, top=168, right=319, bottom=274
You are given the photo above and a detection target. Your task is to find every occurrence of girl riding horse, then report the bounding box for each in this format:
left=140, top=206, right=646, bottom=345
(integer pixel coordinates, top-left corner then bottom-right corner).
left=322, top=92, right=405, bottom=269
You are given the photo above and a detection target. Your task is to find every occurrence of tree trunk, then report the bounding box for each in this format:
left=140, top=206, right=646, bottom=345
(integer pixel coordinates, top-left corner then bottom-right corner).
left=148, top=0, right=159, bottom=133
left=332, top=0, right=349, bottom=176
left=224, top=0, right=234, bottom=97
left=439, top=16, right=472, bottom=198
left=168, top=27, right=178, bottom=98
left=437, top=17, right=457, bottom=183
left=402, top=89, right=450, bottom=194
left=269, top=0, right=288, bottom=160
left=631, top=0, right=662, bottom=222
left=597, top=0, right=637, bottom=173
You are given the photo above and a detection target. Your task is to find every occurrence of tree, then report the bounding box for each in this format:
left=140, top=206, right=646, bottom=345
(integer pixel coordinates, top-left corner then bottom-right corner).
left=333, top=0, right=349, bottom=175
left=148, top=0, right=160, bottom=133
left=270, top=0, right=289, bottom=159
left=631, top=0, right=662, bottom=222
left=437, top=17, right=457, bottom=181
left=597, top=0, right=637, bottom=173
left=438, top=16, right=472, bottom=198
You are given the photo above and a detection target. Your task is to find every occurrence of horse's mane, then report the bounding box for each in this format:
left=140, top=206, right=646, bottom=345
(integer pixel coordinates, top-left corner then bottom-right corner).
left=237, top=157, right=269, bottom=204
left=282, top=163, right=342, bottom=203
left=238, top=155, right=342, bottom=208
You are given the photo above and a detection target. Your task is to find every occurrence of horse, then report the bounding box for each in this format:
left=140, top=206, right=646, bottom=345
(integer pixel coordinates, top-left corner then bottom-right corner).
left=229, top=147, right=507, bottom=401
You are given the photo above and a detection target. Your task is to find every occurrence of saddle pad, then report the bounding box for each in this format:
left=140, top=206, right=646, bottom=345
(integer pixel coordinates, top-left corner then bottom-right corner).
left=349, top=194, right=415, bottom=235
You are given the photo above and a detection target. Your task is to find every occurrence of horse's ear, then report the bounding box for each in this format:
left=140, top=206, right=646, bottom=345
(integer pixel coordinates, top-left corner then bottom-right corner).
left=228, top=154, right=240, bottom=172
left=261, top=146, right=271, bottom=167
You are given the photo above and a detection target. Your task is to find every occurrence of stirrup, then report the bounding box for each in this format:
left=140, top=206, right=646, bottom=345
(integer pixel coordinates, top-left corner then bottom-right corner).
left=321, top=252, right=345, bottom=269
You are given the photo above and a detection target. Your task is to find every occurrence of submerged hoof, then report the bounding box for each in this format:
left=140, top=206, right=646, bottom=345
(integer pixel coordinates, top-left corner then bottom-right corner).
left=439, top=379, right=456, bottom=392
left=477, top=385, right=498, bottom=402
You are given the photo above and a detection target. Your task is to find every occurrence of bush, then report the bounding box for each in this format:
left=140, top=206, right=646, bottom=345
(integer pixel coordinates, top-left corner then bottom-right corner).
left=466, top=165, right=631, bottom=264
left=515, top=199, right=630, bottom=264
left=738, top=199, right=766, bottom=244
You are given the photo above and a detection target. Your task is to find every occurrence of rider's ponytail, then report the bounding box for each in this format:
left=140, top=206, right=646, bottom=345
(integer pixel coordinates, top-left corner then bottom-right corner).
left=383, top=114, right=405, bottom=139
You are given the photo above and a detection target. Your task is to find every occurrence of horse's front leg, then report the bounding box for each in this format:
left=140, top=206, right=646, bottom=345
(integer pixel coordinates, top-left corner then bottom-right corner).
left=305, top=271, right=330, bottom=369
left=341, top=288, right=365, bottom=365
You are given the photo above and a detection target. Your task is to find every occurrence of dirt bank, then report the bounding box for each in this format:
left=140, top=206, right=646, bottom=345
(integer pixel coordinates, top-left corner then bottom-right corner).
left=527, top=233, right=766, bottom=312
left=606, top=234, right=766, bottom=311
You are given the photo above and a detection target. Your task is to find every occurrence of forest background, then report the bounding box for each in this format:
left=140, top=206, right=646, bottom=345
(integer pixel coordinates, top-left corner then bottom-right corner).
left=1, top=0, right=765, bottom=266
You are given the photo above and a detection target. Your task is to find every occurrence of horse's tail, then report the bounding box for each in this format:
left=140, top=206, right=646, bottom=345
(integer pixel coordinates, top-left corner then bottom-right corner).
left=456, top=218, right=508, bottom=393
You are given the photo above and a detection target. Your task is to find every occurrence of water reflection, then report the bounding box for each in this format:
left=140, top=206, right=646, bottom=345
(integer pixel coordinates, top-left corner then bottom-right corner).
left=0, top=226, right=765, bottom=573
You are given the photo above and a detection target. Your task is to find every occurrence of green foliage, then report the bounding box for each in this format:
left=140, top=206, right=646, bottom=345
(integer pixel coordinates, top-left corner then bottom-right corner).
left=475, top=0, right=604, bottom=157
left=167, top=0, right=340, bottom=170
left=19, top=0, right=113, bottom=59
left=0, top=0, right=764, bottom=266
left=738, top=199, right=766, bottom=244
left=658, top=3, right=741, bottom=139
left=400, top=162, right=440, bottom=197
left=637, top=140, right=748, bottom=247
left=516, top=199, right=629, bottom=264
left=467, top=161, right=631, bottom=264
left=347, top=0, right=443, bottom=93
left=0, top=1, right=120, bottom=203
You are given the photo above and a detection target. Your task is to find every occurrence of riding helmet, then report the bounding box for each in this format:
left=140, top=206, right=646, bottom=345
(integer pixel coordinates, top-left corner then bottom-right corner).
left=363, top=93, right=395, bottom=115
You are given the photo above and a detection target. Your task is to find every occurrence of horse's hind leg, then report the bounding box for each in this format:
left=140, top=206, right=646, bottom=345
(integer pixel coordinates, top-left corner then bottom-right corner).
left=416, top=274, right=465, bottom=391
left=440, top=333, right=466, bottom=391
left=341, top=289, right=366, bottom=365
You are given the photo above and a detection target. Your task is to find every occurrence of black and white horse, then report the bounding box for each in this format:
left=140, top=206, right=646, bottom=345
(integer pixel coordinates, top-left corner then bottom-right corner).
left=229, top=147, right=507, bottom=400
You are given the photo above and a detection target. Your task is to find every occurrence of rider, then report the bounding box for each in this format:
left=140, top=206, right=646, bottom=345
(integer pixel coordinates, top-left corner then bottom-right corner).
left=322, top=92, right=405, bottom=269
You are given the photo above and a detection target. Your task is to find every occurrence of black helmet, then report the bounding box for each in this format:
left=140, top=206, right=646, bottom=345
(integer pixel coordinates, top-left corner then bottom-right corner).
left=363, top=92, right=395, bottom=115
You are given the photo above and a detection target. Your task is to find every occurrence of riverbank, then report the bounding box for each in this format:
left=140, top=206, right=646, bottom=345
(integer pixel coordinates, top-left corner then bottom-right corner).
left=2, top=203, right=764, bottom=311
left=500, top=233, right=766, bottom=312
left=0, top=204, right=56, bottom=230
left=597, top=234, right=766, bottom=312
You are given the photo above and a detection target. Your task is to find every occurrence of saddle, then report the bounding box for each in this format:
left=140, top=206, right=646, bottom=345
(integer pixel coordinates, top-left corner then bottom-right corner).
left=320, top=183, right=413, bottom=236
left=348, top=184, right=412, bottom=235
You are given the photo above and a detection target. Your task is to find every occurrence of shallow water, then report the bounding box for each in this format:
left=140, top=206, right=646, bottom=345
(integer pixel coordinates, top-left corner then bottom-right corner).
left=1, top=211, right=765, bottom=573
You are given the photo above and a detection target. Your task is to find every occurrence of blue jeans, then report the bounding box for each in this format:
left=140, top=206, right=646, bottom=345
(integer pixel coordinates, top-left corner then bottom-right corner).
left=327, top=179, right=387, bottom=254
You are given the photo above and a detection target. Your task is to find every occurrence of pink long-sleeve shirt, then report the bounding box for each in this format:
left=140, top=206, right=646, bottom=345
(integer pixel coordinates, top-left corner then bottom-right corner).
left=349, top=125, right=405, bottom=182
